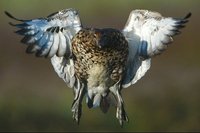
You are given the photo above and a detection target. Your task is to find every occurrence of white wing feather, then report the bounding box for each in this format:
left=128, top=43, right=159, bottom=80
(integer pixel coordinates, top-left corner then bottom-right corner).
left=122, top=10, right=191, bottom=88
left=57, top=31, right=67, bottom=57
left=51, top=56, right=76, bottom=88
left=5, top=8, right=81, bottom=58
left=48, top=33, right=59, bottom=57
left=6, top=8, right=82, bottom=89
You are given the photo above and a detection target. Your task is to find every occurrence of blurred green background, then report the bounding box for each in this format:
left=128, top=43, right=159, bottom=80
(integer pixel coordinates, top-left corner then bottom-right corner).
left=0, top=0, right=200, bottom=132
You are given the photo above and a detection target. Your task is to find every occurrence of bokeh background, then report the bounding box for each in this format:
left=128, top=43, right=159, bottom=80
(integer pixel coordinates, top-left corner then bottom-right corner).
left=0, top=0, right=199, bottom=132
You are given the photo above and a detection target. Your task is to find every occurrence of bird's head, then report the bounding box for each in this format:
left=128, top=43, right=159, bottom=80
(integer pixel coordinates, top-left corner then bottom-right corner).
left=96, top=28, right=122, bottom=48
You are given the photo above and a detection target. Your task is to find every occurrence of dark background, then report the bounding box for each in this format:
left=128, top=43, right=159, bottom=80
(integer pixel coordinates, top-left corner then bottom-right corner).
left=0, top=0, right=199, bottom=132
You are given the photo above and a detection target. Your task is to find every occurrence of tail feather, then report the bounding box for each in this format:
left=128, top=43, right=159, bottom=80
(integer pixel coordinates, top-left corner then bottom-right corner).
left=86, top=93, right=102, bottom=108
left=93, top=94, right=102, bottom=108
left=86, top=92, right=117, bottom=113
left=100, top=97, right=110, bottom=113
left=86, top=97, right=93, bottom=108
left=100, top=93, right=118, bottom=113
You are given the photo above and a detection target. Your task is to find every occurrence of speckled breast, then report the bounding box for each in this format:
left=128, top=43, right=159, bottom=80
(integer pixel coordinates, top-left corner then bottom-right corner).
left=71, top=28, right=128, bottom=82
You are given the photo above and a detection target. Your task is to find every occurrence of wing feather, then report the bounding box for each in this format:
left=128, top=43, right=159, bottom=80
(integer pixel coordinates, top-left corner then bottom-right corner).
left=57, top=32, right=67, bottom=57
left=123, top=10, right=191, bottom=58
left=48, top=33, right=59, bottom=57
left=5, top=8, right=81, bottom=58
left=122, top=10, right=191, bottom=88
left=6, top=9, right=82, bottom=90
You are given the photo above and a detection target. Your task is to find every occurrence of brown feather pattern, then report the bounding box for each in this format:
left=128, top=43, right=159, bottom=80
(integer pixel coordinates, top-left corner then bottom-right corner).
left=72, top=28, right=128, bottom=84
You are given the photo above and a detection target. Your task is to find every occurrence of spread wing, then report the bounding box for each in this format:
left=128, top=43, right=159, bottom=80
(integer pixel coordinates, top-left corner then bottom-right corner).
left=5, top=8, right=82, bottom=89
left=122, top=10, right=191, bottom=88
left=5, top=8, right=81, bottom=58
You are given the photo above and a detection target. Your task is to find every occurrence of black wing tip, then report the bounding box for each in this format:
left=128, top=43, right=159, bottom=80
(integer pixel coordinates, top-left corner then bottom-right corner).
left=15, top=29, right=26, bottom=35
left=26, top=45, right=35, bottom=54
left=4, top=11, right=12, bottom=18
left=8, top=22, right=16, bottom=26
left=184, top=12, right=192, bottom=19
left=5, top=10, right=24, bottom=22
left=47, top=11, right=59, bottom=18
left=174, top=12, right=192, bottom=29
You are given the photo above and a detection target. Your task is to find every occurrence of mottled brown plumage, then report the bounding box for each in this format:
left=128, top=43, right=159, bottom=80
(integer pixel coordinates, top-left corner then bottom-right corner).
left=71, top=28, right=129, bottom=124
left=72, top=28, right=128, bottom=83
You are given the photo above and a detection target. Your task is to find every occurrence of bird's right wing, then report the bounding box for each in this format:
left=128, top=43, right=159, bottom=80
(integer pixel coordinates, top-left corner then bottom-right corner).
left=122, top=10, right=191, bottom=88
left=123, top=10, right=191, bottom=59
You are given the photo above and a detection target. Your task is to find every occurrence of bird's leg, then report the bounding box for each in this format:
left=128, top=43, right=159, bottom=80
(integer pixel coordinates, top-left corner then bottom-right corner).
left=110, top=81, right=129, bottom=127
left=115, top=90, right=129, bottom=126
left=71, top=79, right=85, bottom=124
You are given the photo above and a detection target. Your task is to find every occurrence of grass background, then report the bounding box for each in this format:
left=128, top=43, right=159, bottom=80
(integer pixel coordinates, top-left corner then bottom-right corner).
left=0, top=0, right=200, bottom=132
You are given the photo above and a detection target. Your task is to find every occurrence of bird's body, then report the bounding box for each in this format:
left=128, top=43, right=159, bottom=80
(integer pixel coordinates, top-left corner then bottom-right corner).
left=5, top=8, right=191, bottom=126
left=72, top=28, right=128, bottom=108
left=72, top=28, right=128, bottom=82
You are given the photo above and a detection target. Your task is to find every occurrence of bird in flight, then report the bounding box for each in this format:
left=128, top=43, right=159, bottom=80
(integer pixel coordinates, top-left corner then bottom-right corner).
left=5, top=8, right=191, bottom=126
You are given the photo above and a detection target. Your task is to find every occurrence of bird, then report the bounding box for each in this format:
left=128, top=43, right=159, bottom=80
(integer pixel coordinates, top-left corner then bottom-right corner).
left=5, top=8, right=191, bottom=126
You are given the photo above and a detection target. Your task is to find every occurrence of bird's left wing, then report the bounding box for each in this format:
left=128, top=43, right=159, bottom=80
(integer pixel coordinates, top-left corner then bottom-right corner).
left=5, top=8, right=81, bottom=58
left=5, top=9, right=82, bottom=89
left=122, top=10, right=191, bottom=88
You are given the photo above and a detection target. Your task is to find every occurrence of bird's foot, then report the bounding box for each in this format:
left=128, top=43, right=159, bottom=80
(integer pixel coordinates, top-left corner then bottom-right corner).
left=116, top=104, right=129, bottom=127
left=71, top=100, right=82, bottom=124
